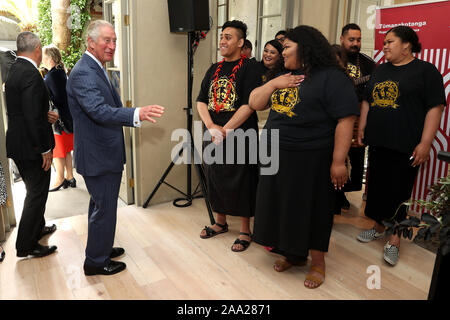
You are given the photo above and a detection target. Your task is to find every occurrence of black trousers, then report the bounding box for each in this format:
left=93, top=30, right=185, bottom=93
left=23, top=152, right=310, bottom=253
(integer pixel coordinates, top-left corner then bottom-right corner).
left=344, top=146, right=366, bottom=192
left=364, top=146, right=419, bottom=224
left=14, top=159, right=50, bottom=253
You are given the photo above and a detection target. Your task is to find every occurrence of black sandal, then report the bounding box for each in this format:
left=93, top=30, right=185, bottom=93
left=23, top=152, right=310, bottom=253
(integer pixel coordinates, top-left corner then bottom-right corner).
left=200, top=222, right=228, bottom=239
left=231, top=232, right=252, bottom=252
left=0, top=246, right=5, bottom=262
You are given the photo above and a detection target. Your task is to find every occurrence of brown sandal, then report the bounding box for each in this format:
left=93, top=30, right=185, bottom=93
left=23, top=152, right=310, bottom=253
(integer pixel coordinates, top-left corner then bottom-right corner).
left=304, top=265, right=325, bottom=289
left=273, top=258, right=307, bottom=272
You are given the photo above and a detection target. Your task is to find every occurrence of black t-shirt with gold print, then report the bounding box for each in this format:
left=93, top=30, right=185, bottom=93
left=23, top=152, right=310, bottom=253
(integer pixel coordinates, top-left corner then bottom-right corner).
left=197, top=58, right=262, bottom=130
left=347, top=53, right=376, bottom=102
left=363, top=58, right=446, bottom=155
left=264, top=67, right=359, bottom=151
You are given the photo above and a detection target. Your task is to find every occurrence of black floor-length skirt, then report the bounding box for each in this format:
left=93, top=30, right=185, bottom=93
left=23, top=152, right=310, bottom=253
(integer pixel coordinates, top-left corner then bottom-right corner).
left=364, top=146, right=419, bottom=224
left=253, top=147, right=335, bottom=257
left=202, top=133, right=259, bottom=218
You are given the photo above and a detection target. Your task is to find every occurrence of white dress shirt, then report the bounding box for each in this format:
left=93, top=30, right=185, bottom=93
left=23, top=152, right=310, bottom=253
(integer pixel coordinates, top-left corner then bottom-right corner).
left=85, top=51, right=141, bottom=127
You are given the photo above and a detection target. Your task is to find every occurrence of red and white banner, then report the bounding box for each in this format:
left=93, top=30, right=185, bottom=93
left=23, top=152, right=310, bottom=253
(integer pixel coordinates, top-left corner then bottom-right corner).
left=374, top=0, right=450, bottom=213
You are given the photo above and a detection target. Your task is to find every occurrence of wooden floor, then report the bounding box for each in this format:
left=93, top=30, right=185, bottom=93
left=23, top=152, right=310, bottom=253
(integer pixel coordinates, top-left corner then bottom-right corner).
left=0, top=191, right=435, bottom=300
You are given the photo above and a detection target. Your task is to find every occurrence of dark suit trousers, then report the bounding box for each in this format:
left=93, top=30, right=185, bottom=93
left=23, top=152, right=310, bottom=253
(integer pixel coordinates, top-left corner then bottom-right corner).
left=83, top=173, right=122, bottom=267
left=14, top=159, right=50, bottom=253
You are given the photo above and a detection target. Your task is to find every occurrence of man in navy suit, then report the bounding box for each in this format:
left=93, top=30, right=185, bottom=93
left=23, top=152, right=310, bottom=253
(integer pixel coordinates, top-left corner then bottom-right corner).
left=67, top=20, right=164, bottom=276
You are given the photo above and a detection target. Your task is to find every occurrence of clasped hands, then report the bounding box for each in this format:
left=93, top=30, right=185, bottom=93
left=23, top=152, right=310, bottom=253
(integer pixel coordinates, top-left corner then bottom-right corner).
left=208, top=124, right=228, bottom=145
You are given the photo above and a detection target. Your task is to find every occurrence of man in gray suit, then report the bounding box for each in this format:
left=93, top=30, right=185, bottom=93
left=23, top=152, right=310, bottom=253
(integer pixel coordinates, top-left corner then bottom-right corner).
left=67, top=20, right=164, bottom=276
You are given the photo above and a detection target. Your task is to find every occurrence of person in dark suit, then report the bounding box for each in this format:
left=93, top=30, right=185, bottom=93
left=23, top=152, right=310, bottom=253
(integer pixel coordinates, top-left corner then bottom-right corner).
left=67, top=20, right=164, bottom=276
left=5, top=32, right=59, bottom=258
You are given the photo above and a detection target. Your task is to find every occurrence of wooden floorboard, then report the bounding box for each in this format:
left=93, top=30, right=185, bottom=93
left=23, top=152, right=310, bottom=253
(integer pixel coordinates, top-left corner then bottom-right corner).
left=0, top=192, right=435, bottom=300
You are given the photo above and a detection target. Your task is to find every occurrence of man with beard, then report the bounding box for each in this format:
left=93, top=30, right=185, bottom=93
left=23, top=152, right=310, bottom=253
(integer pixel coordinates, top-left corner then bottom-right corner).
left=335, top=23, right=376, bottom=213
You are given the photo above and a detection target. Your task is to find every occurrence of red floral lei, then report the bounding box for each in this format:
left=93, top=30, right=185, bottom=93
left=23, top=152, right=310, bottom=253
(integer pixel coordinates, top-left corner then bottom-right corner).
left=212, top=55, right=247, bottom=113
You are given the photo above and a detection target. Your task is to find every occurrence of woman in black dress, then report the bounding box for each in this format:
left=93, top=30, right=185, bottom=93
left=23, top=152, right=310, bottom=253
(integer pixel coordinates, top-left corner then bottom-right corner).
left=356, top=26, right=446, bottom=266
left=249, top=25, right=359, bottom=288
left=42, top=45, right=76, bottom=192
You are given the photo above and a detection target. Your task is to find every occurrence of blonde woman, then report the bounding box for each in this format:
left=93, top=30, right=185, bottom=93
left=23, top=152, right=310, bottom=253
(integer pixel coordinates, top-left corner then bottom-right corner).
left=42, top=45, right=76, bottom=191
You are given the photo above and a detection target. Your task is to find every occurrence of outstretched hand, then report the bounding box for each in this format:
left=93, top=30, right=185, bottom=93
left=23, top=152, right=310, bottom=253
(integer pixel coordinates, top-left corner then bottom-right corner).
left=139, top=105, right=165, bottom=123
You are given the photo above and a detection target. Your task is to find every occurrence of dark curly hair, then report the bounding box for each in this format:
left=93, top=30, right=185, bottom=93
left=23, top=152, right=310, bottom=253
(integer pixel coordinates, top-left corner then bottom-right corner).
left=264, top=40, right=286, bottom=81
left=285, top=25, right=343, bottom=78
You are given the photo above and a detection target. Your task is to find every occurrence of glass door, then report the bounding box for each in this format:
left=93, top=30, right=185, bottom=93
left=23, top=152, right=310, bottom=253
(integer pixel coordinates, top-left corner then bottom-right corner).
left=103, top=0, right=134, bottom=204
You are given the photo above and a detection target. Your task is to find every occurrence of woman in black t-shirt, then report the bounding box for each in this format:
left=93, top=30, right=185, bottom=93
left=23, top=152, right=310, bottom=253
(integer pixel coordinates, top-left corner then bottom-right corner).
left=249, top=26, right=359, bottom=289
left=357, top=26, right=446, bottom=266
left=259, top=40, right=285, bottom=83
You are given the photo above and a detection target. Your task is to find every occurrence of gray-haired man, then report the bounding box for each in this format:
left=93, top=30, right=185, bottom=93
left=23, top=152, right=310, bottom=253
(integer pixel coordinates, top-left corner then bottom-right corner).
left=5, top=32, right=58, bottom=258
left=67, top=20, right=164, bottom=276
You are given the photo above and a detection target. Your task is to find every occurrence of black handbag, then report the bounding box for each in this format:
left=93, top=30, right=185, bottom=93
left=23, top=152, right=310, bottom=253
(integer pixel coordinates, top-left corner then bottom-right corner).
left=49, top=99, right=70, bottom=135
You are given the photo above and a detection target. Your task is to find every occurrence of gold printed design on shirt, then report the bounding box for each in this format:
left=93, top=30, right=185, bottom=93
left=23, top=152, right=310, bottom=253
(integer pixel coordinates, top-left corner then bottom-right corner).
left=347, top=63, right=361, bottom=79
left=208, top=77, right=237, bottom=112
left=271, top=87, right=299, bottom=118
left=371, top=80, right=400, bottom=109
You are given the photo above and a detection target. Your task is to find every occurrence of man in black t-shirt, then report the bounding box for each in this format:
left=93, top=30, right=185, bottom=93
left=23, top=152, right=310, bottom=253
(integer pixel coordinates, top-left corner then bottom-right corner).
left=197, top=20, right=262, bottom=253
left=336, top=23, right=376, bottom=213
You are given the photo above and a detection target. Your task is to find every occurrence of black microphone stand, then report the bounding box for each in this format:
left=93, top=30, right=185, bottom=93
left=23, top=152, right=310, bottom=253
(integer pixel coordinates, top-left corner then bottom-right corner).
left=143, top=31, right=215, bottom=226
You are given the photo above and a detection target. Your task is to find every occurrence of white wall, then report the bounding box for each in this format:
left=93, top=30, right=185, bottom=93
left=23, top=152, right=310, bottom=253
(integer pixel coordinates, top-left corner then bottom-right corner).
left=130, top=0, right=213, bottom=206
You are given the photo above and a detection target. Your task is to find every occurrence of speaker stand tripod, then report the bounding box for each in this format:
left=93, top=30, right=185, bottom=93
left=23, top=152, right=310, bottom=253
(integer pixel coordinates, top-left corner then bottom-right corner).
left=143, top=31, right=215, bottom=226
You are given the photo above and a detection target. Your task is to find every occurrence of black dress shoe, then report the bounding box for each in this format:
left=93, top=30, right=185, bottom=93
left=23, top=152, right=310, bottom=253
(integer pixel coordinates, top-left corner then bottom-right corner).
left=49, top=180, right=69, bottom=192
left=83, top=260, right=126, bottom=276
left=39, top=224, right=57, bottom=240
left=66, top=178, right=76, bottom=188
left=17, top=244, right=57, bottom=258
left=110, top=247, right=125, bottom=259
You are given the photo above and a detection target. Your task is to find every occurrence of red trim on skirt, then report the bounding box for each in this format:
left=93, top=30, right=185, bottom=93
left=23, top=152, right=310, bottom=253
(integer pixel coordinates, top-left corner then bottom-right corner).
left=53, top=132, right=74, bottom=158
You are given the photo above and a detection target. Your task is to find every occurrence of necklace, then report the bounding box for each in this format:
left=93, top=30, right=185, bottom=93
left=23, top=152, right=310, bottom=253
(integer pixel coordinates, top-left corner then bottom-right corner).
left=213, top=55, right=246, bottom=113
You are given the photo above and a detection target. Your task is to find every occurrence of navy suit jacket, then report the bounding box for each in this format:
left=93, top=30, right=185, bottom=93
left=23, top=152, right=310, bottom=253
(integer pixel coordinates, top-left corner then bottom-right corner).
left=67, top=53, right=135, bottom=176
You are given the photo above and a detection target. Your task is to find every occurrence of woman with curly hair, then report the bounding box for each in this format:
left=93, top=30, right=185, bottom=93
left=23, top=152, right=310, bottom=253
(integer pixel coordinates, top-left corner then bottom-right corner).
left=259, top=39, right=285, bottom=83
left=249, top=25, right=359, bottom=288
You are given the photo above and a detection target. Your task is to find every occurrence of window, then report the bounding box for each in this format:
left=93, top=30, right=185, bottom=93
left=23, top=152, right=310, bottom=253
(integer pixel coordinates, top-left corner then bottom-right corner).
left=257, top=0, right=285, bottom=60
left=216, top=0, right=228, bottom=61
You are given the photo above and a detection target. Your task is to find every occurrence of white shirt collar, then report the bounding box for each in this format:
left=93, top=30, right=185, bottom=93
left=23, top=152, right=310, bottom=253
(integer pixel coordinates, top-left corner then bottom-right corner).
left=17, top=56, right=39, bottom=70
left=85, top=50, right=105, bottom=70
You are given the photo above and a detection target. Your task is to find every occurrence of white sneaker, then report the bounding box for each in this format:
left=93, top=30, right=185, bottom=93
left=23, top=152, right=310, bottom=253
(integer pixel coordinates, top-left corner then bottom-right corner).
left=384, top=242, right=399, bottom=266
left=356, top=228, right=385, bottom=243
